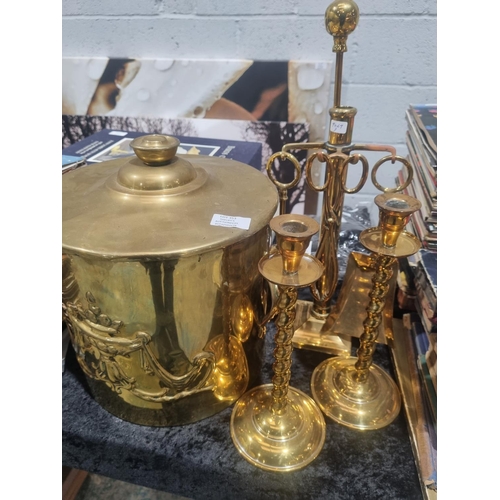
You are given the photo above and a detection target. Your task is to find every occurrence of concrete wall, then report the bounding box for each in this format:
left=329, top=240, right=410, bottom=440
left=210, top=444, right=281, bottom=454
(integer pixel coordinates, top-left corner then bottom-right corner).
left=62, top=0, right=436, bottom=204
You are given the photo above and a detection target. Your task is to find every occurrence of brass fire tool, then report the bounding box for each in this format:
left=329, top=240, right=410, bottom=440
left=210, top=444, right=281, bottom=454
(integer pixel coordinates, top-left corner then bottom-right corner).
left=230, top=215, right=326, bottom=472
left=310, top=193, right=421, bottom=430
left=265, top=0, right=413, bottom=355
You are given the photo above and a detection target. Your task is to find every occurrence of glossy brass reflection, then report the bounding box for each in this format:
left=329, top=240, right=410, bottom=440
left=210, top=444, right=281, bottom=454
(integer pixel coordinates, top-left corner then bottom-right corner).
left=320, top=248, right=398, bottom=348
left=311, top=194, right=421, bottom=430
left=230, top=215, right=326, bottom=472
left=62, top=227, right=273, bottom=426
left=265, top=0, right=414, bottom=355
left=63, top=130, right=279, bottom=426
left=64, top=291, right=217, bottom=401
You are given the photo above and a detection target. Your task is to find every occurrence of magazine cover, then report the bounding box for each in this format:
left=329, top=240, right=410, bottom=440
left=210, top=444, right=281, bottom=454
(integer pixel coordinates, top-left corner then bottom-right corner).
left=62, top=129, right=263, bottom=171
left=409, top=104, right=437, bottom=155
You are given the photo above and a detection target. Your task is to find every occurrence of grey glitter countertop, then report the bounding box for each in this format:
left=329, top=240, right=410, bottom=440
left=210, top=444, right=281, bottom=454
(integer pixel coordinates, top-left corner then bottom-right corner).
left=62, top=315, right=423, bottom=500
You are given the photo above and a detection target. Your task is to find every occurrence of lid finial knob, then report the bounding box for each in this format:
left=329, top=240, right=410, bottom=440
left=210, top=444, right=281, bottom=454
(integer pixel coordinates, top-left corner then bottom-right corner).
left=130, top=134, right=180, bottom=166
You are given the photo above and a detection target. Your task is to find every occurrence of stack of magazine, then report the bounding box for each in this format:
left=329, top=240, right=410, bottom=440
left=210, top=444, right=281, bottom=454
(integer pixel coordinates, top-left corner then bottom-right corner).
left=394, top=249, right=437, bottom=498
left=398, top=104, right=437, bottom=251
left=407, top=249, right=437, bottom=420
left=392, top=103, right=437, bottom=497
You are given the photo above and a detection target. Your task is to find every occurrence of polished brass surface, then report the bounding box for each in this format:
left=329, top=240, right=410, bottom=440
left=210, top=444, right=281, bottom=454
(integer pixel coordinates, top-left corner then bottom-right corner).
left=311, top=356, right=401, bottom=430
left=62, top=134, right=279, bottom=426
left=292, top=299, right=352, bottom=354
left=328, top=106, right=357, bottom=145
left=63, top=136, right=278, bottom=259
left=65, top=291, right=217, bottom=402
left=320, top=193, right=420, bottom=345
left=325, top=0, right=360, bottom=53
left=259, top=253, right=324, bottom=289
left=230, top=215, right=326, bottom=471
left=115, top=155, right=199, bottom=191
left=361, top=228, right=421, bottom=258
left=371, top=155, right=414, bottom=193
left=130, top=134, right=180, bottom=165
left=266, top=152, right=301, bottom=215
left=369, top=193, right=422, bottom=251
left=265, top=1, right=415, bottom=354
left=311, top=194, right=421, bottom=430
left=230, top=293, right=255, bottom=343
left=320, top=251, right=398, bottom=346
left=231, top=383, right=326, bottom=472
left=269, top=214, right=320, bottom=275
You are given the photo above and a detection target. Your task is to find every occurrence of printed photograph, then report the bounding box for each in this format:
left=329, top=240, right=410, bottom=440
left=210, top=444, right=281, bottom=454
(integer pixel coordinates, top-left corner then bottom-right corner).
left=62, top=57, right=331, bottom=142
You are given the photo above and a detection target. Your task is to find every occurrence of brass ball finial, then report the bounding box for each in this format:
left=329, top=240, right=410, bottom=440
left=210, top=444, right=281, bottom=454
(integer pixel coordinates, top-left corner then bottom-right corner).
left=324, top=0, right=360, bottom=52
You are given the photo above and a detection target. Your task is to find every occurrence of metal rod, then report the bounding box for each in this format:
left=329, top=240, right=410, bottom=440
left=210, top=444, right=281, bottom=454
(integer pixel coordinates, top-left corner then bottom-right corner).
left=334, top=52, right=343, bottom=108
left=282, top=142, right=325, bottom=152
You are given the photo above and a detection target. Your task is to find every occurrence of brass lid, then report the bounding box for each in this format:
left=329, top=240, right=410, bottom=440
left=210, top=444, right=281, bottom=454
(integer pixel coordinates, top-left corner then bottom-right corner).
left=62, top=135, right=278, bottom=259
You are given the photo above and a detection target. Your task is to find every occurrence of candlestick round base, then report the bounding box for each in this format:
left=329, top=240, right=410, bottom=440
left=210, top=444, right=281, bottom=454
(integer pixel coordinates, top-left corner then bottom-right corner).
left=311, top=356, right=401, bottom=430
left=230, top=384, right=326, bottom=472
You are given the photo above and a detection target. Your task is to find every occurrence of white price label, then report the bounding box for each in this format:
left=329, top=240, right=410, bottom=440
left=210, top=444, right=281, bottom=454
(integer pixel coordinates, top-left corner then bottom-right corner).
left=330, top=120, right=348, bottom=134
left=210, top=214, right=251, bottom=230
left=109, top=131, right=128, bottom=136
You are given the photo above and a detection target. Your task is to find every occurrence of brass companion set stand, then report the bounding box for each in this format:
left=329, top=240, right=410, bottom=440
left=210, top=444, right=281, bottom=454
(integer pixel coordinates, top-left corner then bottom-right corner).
left=266, top=0, right=414, bottom=356
left=62, top=0, right=424, bottom=477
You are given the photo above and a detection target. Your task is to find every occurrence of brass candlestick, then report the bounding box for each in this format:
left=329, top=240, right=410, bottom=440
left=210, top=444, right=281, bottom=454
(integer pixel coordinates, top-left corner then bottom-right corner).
left=265, top=0, right=413, bottom=356
left=310, top=193, right=421, bottom=430
left=230, top=215, right=326, bottom=472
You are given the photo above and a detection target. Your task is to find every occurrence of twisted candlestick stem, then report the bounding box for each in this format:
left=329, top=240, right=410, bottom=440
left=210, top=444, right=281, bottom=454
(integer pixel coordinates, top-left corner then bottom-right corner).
left=271, top=286, right=298, bottom=414
left=354, top=254, right=396, bottom=382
